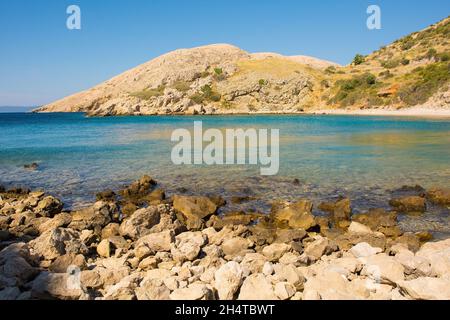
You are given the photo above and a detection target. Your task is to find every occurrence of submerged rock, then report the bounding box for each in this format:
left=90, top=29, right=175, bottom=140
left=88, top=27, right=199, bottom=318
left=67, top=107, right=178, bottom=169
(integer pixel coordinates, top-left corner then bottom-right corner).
left=389, top=196, right=426, bottom=214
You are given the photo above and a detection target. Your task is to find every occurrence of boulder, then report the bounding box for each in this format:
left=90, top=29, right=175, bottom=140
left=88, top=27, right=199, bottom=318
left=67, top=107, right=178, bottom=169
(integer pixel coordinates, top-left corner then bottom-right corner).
left=37, top=213, right=72, bottom=234
left=136, top=278, right=170, bottom=300
left=135, top=230, right=175, bottom=255
left=119, top=206, right=161, bottom=240
left=238, top=274, right=278, bottom=300
left=169, top=283, right=214, bottom=300
left=416, top=239, right=450, bottom=277
left=240, top=253, right=268, bottom=274
left=173, top=195, right=217, bottom=230
left=221, top=237, right=253, bottom=257
left=29, top=228, right=87, bottom=261
left=97, top=239, right=113, bottom=258
left=426, top=188, right=450, bottom=206
left=361, top=254, right=405, bottom=285
left=274, top=282, right=296, bottom=300
left=49, top=254, right=86, bottom=273
left=120, top=175, right=157, bottom=199
left=389, top=196, right=426, bottom=213
left=333, top=198, right=352, bottom=223
left=171, top=231, right=207, bottom=263
left=31, top=272, right=83, bottom=300
left=398, top=277, right=450, bottom=300
left=304, top=237, right=336, bottom=261
left=214, top=261, right=243, bottom=300
left=350, top=242, right=382, bottom=258
left=348, top=222, right=373, bottom=234
left=352, top=209, right=401, bottom=238
left=271, top=199, right=316, bottom=230
left=36, top=196, right=63, bottom=217
left=69, top=201, right=115, bottom=232
left=273, top=263, right=304, bottom=290
left=262, top=243, right=291, bottom=262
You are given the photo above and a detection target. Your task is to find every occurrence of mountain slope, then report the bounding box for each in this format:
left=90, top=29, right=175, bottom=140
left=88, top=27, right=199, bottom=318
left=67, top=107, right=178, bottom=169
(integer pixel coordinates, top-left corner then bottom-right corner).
left=35, top=17, right=450, bottom=116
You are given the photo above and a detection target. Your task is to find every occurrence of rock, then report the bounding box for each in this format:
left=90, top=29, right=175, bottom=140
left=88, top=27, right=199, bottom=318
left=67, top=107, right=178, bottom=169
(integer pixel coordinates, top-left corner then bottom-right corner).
left=69, top=201, right=115, bottom=232
left=262, top=262, right=274, bottom=276
left=328, top=229, right=387, bottom=251
left=398, top=277, right=450, bottom=300
left=274, top=282, right=296, bottom=300
left=170, top=283, right=214, bottom=300
left=389, top=196, right=426, bottom=213
left=171, top=231, right=207, bottom=263
left=29, top=228, right=87, bottom=261
left=271, top=199, right=316, bottom=230
left=350, top=242, right=383, bottom=258
left=102, top=274, right=140, bottom=300
left=303, top=270, right=354, bottom=300
left=304, top=237, right=336, bottom=261
left=37, top=213, right=72, bottom=234
left=273, top=264, right=304, bottom=290
left=352, top=209, right=401, bottom=238
left=101, top=223, right=120, bottom=239
left=36, top=196, right=63, bottom=217
left=49, top=254, right=86, bottom=273
left=146, top=189, right=166, bottom=204
left=275, top=229, right=307, bottom=243
left=361, top=254, right=405, bottom=285
left=221, top=237, right=253, bottom=257
left=348, top=222, right=373, bottom=234
left=80, top=270, right=103, bottom=289
left=238, top=274, right=278, bottom=300
left=333, top=198, right=352, bottom=223
left=97, top=239, right=113, bottom=258
left=24, top=163, right=39, bottom=170
left=416, top=239, right=450, bottom=277
left=426, top=188, right=450, bottom=206
left=119, top=206, right=160, bottom=240
left=31, top=272, right=83, bottom=300
left=136, top=278, right=170, bottom=300
left=173, top=195, right=217, bottom=230
left=135, top=230, right=175, bottom=256
left=0, top=287, right=21, bottom=300
left=394, top=250, right=431, bottom=276
left=138, top=256, right=159, bottom=270
left=262, top=243, right=291, bottom=262
left=95, top=190, right=116, bottom=202
left=214, top=261, right=243, bottom=300
left=240, top=253, right=268, bottom=274
left=393, top=233, right=421, bottom=252
left=120, top=175, right=157, bottom=200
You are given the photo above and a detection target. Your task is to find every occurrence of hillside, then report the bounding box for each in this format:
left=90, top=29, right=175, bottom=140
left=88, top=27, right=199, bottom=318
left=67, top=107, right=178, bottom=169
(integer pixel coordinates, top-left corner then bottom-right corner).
left=35, top=17, right=450, bottom=116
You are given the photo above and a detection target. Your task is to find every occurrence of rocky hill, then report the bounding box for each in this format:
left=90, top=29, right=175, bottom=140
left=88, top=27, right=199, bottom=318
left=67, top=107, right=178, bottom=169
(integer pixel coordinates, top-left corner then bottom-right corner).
left=35, top=17, right=450, bottom=116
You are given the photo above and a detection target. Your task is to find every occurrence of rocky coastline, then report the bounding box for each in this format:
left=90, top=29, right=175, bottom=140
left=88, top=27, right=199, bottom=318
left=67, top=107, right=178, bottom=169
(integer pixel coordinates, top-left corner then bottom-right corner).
left=0, top=176, right=449, bottom=300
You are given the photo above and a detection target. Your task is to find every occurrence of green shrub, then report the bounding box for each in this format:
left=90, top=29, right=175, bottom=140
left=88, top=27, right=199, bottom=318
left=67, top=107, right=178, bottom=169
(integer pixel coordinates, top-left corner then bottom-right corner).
left=379, top=70, right=393, bottom=79
left=190, top=85, right=222, bottom=104
left=398, top=62, right=450, bottom=105
left=258, top=79, right=267, bottom=86
left=352, top=54, right=365, bottom=65
left=438, top=52, right=450, bottom=62
left=325, top=66, right=336, bottom=74
left=401, top=58, right=410, bottom=65
left=400, top=36, right=416, bottom=51
left=330, top=73, right=378, bottom=106
left=213, top=68, right=226, bottom=81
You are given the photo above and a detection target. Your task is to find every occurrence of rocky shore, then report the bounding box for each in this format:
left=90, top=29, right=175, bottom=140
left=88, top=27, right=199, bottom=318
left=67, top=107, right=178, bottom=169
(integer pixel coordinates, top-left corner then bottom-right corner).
left=0, top=177, right=449, bottom=300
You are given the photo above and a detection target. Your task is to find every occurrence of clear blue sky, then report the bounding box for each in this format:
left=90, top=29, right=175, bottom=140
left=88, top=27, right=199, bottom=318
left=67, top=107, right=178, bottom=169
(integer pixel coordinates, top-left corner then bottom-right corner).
left=1, top=0, right=449, bottom=106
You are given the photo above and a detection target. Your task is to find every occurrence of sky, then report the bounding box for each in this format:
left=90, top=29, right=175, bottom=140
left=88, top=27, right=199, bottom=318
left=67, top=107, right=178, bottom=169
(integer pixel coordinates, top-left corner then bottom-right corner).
left=0, top=0, right=449, bottom=106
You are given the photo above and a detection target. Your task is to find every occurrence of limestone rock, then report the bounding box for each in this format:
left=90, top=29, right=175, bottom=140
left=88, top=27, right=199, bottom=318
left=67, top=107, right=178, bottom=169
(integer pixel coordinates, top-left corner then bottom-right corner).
left=350, top=242, right=382, bottom=258
left=119, top=206, right=160, bottom=240
left=271, top=199, right=316, bottom=230
left=389, top=196, right=426, bottom=213
left=238, top=274, right=278, bottom=300
left=398, top=277, right=450, bottom=300
left=214, top=261, right=243, bottom=300
left=262, top=243, right=291, bottom=262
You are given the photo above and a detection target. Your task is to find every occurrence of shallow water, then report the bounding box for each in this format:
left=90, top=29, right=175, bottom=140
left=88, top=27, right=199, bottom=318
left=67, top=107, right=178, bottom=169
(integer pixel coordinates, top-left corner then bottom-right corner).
left=0, top=113, right=449, bottom=236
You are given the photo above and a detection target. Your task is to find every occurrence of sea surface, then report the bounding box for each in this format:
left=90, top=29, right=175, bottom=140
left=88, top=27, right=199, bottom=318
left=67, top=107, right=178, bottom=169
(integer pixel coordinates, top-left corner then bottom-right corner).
left=1, top=113, right=449, bottom=237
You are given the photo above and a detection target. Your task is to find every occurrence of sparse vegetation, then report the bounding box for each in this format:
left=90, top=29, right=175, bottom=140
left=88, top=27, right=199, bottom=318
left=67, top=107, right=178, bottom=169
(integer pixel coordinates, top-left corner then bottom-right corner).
left=172, top=80, right=191, bottom=92
left=352, top=54, right=365, bottom=65
left=190, top=85, right=222, bottom=104
left=381, top=59, right=400, bottom=69
left=258, top=79, right=268, bottom=86
left=325, top=66, right=337, bottom=74
left=330, top=73, right=380, bottom=107
left=130, top=85, right=166, bottom=100
left=397, top=62, right=450, bottom=105
left=213, top=68, right=226, bottom=81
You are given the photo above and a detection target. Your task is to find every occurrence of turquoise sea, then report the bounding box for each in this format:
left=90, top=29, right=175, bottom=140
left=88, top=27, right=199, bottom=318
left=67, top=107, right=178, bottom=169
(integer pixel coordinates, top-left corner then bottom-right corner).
left=0, top=113, right=449, bottom=237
